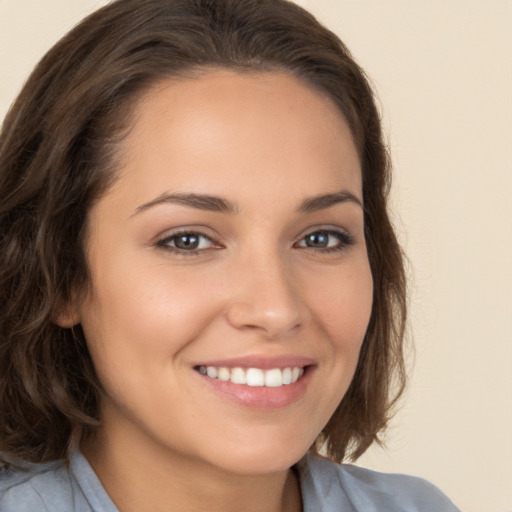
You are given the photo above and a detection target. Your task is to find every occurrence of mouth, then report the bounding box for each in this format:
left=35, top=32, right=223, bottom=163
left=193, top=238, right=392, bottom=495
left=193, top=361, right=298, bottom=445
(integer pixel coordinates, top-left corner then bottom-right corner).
left=192, top=359, right=314, bottom=409
left=194, top=365, right=306, bottom=388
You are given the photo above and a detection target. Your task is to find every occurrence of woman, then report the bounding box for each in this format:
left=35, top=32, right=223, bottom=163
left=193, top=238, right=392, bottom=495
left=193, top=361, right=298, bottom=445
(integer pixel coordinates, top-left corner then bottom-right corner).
left=0, top=0, right=459, bottom=510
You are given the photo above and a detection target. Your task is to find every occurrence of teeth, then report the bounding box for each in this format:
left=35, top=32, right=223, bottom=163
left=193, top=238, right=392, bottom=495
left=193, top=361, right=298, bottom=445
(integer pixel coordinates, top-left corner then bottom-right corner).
left=265, top=368, right=283, bottom=387
left=231, top=367, right=246, bottom=385
left=217, top=367, right=230, bottom=381
left=198, top=365, right=305, bottom=387
left=206, top=366, right=218, bottom=379
left=246, top=368, right=265, bottom=386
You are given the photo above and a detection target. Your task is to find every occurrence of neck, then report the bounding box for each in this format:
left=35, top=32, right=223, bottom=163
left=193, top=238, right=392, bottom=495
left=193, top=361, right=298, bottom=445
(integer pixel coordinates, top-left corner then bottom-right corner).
left=81, top=424, right=303, bottom=512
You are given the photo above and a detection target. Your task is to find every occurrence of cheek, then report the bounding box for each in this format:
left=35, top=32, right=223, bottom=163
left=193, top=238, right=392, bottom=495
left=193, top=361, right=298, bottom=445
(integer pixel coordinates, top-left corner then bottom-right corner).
left=77, top=268, right=222, bottom=429
left=79, top=262, right=222, bottom=371
left=307, top=259, right=373, bottom=354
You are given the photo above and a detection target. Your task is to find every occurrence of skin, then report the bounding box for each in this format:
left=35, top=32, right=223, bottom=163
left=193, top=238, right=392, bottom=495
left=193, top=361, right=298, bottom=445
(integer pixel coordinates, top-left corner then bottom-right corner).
left=60, top=70, right=373, bottom=512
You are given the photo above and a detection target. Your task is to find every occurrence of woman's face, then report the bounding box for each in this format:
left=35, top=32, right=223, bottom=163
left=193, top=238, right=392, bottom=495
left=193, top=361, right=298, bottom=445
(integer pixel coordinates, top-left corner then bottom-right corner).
left=72, top=71, right=373, bottom=475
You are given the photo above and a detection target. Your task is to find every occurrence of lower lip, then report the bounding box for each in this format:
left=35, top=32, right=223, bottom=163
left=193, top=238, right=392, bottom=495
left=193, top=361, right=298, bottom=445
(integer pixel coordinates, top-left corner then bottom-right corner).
left=196, top=368, right=313, bottom=409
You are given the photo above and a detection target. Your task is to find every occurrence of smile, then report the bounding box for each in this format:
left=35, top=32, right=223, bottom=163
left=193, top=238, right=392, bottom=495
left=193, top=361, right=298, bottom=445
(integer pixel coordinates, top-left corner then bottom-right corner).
left=197, top=366, right=305, bottom=387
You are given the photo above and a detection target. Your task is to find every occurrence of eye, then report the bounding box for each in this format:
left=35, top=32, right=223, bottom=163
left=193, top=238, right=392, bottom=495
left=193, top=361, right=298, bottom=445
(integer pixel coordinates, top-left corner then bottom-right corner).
left=156, top=231, right=216, bottom=253
left=295, top=229, right=354, bottom=252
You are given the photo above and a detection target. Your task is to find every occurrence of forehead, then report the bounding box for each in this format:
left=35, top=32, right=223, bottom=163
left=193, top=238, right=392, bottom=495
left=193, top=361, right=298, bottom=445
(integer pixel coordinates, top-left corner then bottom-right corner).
left=109, top=70, right=362, bottom=209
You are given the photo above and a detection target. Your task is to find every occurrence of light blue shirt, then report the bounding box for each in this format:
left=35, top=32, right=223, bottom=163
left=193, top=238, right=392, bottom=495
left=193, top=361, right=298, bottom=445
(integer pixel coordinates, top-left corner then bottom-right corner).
left=0, top=450, right=460, bottom=511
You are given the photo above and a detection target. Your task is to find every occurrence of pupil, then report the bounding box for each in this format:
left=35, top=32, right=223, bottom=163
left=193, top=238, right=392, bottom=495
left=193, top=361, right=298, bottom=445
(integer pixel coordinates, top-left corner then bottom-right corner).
left=307, top=233, right=328, bottom=248
left=176, top=234, right=199, bottom=250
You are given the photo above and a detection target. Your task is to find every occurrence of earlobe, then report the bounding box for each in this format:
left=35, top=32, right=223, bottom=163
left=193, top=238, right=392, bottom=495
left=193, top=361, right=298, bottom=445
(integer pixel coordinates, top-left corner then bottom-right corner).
left=53, top=304, right=81, bottom=328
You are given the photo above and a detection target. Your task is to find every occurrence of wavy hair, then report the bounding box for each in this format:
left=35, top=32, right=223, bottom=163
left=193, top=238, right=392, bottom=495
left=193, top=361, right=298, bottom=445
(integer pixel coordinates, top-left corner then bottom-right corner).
left=0, top=0, right=406, bottom=465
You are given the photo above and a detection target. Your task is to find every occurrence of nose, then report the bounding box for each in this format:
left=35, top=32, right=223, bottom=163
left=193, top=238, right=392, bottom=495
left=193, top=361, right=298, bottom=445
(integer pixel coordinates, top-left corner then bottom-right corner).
left=225, top=250, right=305, bottom=339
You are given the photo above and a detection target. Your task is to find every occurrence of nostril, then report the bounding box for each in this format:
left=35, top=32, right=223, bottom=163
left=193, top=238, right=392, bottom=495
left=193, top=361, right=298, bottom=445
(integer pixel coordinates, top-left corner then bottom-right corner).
left=225, top=299, right=303, bottom=339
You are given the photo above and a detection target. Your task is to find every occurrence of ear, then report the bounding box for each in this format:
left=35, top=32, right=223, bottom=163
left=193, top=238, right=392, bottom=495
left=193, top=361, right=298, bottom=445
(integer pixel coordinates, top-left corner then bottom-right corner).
left=53, top=301, right=81, bottom=328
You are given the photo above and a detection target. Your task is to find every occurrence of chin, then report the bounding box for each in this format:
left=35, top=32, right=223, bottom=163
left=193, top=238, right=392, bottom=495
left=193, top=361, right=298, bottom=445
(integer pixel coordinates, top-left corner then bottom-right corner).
left=197, top=432, right=314, bottom=476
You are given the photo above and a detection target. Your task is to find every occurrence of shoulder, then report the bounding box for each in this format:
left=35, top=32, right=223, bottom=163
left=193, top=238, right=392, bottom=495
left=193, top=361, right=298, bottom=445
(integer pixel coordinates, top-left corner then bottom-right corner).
left=0, top=451, right=106, bottom=512
left=0, top=458, right=74, bottom=511
left=297, top=452, right=461, bottom=512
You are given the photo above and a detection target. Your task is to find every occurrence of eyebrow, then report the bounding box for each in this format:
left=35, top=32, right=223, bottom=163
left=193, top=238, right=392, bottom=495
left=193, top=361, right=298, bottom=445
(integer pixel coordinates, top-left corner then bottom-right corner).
left=134, top=192, right=237, bottom=215
left=297, top=190, right=363, bottom=213
left=133, top=189, right=362, bottom=216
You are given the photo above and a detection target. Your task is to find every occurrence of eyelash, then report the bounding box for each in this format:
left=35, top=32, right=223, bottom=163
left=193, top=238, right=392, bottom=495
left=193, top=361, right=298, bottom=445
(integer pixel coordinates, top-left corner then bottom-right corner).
left=294, top=229, right=355, bottom=253
left=155, top=228, right=355, bottom=257
left=155, top=230, right=218, bottom=257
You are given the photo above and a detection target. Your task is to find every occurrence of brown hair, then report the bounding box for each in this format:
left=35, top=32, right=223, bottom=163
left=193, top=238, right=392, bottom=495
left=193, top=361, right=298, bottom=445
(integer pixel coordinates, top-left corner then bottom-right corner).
left=0, top=0, right=406, bottom=465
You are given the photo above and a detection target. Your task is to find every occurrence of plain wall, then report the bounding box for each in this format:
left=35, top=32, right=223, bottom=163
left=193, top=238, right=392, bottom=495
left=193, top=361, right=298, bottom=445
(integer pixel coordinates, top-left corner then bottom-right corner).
left=1, top=1, right=511, bottom=511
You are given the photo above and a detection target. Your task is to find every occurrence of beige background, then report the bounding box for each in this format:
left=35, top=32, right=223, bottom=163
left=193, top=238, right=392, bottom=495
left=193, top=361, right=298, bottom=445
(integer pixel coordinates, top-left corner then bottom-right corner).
left=1, top=1, right=511, bottom=511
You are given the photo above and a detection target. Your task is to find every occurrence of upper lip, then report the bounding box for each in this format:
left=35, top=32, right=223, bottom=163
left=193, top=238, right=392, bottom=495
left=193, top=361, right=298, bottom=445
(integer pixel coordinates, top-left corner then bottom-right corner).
left=194, top=355, right=316, bottom=370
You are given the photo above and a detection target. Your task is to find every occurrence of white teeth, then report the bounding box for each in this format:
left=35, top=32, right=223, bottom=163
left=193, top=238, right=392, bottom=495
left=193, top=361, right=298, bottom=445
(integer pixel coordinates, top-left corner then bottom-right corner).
left=217, top=367, right=230, bottom=381
left=206, top=366, right=218, bottom=379
left=198, top=365, right=305, bottom=387
left=230, top=367, right=246, bottom=385
left=246, top=368, right=265, bottom=386
left=265, top=368, right=283, bottom=387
